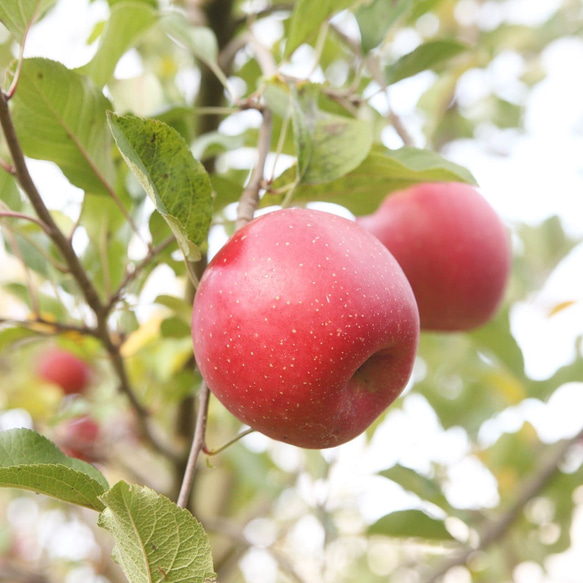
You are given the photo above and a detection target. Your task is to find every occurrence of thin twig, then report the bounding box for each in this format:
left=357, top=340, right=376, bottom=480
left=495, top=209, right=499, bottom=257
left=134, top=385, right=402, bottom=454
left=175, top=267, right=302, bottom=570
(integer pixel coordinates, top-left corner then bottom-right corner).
left=177, top=381, right=211, bottom=509
left=104, top=235, right=175, bottom=315
left=0, top=209, right=52, bottom=235
left=0, top=316, right=98, bottom=338
left=421, top=428, right=583, bottom=583
left=235, top=107, right=273, bottom=229
left=328, top=22, right=415, bottom=147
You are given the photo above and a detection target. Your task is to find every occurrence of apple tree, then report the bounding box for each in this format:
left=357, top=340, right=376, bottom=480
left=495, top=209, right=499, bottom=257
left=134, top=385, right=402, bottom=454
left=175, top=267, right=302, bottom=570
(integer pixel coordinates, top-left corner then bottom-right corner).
left=0, top=1, right=581, bottom=582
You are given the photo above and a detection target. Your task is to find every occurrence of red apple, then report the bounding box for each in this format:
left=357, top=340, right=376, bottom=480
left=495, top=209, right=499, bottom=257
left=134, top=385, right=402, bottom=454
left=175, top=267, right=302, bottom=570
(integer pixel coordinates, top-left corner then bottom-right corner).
left=58, top=415, right=101, bottom=462
left=357, top=182, right=511, bottom=331
left=192, top=208, right=419, bottom=449
left=37, top=348, right=91, bottom=395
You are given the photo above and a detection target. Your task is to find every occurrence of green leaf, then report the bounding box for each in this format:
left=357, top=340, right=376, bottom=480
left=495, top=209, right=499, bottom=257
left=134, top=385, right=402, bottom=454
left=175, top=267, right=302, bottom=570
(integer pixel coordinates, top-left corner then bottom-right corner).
left=9, top=58, right=115, bottom=195
left=270, top=146, right=476, bottom=214
left=368, top=509, right=454, bottom=541
left=155, top=294, right=193, bottom=322
left=385, top=39, right=467, bottom=84
left=291, top=91, right=373, bottom=184
left=160, top=316, right=192, bottom=338
left=355, top=0, right=414, bottom=53
left=107, top=112, right=213, bottom=261
left=162, top=12, right=218, bottom=64
left=380, top=465, right=451, bottom=512
left=0, top=169, right=21, bottom=210
left=0, top=0, right=56, bottom=43
left=470, top=307, right=525, bottom=378
left=98, top=481, right=216, bottom=583
left=0, top=326, right=37, bottom=351
left=284, top=0, right=356, bottom=58
left=79, top=1, right=158, bottom=88
left=0, top=429, right=108, bottom=511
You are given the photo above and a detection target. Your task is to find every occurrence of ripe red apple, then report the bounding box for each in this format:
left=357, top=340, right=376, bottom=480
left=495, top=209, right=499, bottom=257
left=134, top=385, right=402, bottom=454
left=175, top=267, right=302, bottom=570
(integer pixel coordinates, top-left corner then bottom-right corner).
left=192, top=208, right=419, bottom=449
left=357, top=182, right=511, bottom=331
left=57, top=415, right=101, bottom=463
left=37, top=348, right=91, bottom=395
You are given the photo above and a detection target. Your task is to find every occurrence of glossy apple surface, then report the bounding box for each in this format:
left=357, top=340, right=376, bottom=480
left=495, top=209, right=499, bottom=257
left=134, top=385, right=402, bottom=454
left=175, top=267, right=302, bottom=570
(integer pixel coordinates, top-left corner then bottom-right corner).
left=192, top=208, right=419, bottom=449
left=37, top=348, right=90, bottom=395
left=357, top=182, right=511, bottom=331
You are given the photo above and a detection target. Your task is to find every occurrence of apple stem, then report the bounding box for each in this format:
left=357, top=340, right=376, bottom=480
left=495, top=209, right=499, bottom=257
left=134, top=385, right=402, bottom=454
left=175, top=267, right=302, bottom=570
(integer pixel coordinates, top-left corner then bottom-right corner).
left=177, top=381, right=211, bottom=509
left=202, top=428, right=255, bottom=456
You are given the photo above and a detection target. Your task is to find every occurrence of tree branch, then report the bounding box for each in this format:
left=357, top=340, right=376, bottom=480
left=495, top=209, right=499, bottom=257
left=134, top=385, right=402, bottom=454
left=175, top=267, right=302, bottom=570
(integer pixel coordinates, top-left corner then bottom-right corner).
left=0, top=90, right=177, bottom=462
left=235, top=108, right=273, bottom=230
left=177, top=381, right=210, bottom=509
left=235, top=34, right=276, bottom=230
left=421, top=428, right=583, bottom=583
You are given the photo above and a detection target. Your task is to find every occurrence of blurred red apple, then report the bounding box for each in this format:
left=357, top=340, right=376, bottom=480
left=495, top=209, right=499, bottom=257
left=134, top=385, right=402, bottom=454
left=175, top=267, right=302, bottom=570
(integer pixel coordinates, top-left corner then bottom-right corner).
left=357, top=182, right=511, bottom=331
left=192, top=208, right=419, bottom=449
left=58, top=415, right=101, bottom=463
left=37, top=348, right=90, bottom=395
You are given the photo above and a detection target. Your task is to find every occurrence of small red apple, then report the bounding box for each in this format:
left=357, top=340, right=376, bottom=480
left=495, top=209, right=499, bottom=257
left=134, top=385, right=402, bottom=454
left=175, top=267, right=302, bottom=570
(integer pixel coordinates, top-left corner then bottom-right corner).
left=357, top=182, right=511, bottom=331
left=37, top=348, right=91, bottom=395
left=58, top=415, right=101, bottom=463
left=192, top=208, right=419, bottom=449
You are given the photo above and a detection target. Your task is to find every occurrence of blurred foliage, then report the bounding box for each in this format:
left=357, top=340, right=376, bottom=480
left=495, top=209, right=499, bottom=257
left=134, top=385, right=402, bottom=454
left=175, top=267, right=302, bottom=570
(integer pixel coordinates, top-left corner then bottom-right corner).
left=0, top=0, right=582, bottom=582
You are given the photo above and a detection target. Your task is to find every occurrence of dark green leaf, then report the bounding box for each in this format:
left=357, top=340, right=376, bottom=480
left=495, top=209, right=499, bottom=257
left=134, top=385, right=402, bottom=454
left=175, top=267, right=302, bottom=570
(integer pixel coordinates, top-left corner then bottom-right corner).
left=292, top=90, right=373, bottom=184
left=107, top=112, right=213, bottom=261
left=9, top=58, right=116, bottom=195
left=270, top=146, right=476, bottom=214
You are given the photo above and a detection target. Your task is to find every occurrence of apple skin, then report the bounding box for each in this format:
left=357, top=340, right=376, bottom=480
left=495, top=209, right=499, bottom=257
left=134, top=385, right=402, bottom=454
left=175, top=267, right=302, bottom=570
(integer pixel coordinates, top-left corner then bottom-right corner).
left=37, top=349, right=91, bottom=395
left=357, top=182, right=511, bottom=331
left=192, top=208, right=419, bottom=449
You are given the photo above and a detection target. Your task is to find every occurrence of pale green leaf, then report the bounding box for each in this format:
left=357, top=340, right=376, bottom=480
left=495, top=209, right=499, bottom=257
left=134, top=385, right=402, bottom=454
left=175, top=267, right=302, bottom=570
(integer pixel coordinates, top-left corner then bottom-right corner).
left=79, top=1, right=158, bottom=88
left=107, top=113, right=213, bottom=261
left=162, top=12, right=218, bottom=64
left=0, top=0, right=56, bottom=43
left=368, top=509, right=454, bottom=541
left=98, top=481, right=216, bottom=583
left=284, top=0, right=356, bottom=58
left=355, top=0, right=414, bottom=53
left=292, top=92, right=373, bottom=184
left=269, top=146, right=476, bottom=214
left=385, top=39, right=467, bottom=84
left=0, top=170, right=21, bottom=210
left=380, top=465, right=451, bottom=512
left=0, top=429, right=108, bottom=511
left=0, top=327, right=37, bottom=351
left=154, top=294, right=193, bottom=322
left=8, top=58, right=116, bottom=195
